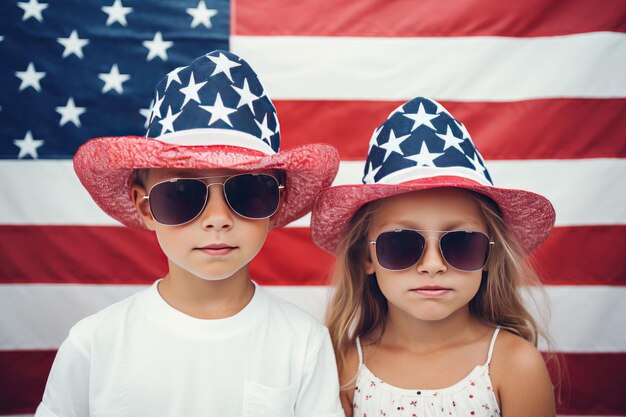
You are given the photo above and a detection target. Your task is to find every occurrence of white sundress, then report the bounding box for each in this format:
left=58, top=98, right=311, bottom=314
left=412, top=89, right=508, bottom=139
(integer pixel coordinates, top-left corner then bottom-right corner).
left=352, top=327, right=502, bottom=417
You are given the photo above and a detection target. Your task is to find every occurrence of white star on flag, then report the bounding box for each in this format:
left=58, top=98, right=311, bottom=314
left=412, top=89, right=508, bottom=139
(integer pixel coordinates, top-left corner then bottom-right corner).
left=379, top=129, right=410, bottom=162
left=165, top=66, right=186, bottom=90
left=467, top=152, right=487, bottom=174
left=187, top=0, right=218, bottom=29
left=159, top=106, right=182, bottom=135
left=139, top=101, right=153, bottom=129
left=200, top=93, right=237, bottom=126
left=436, top=125, right=465, bottom=152
left=102, top=0, right=133, bottom=27
left=142, top=32, right=173, bottom=62
left=180, top=72, right=207, bottom=107
left=406, top=142, right=444, bottom=167
left=208, top=52, right=241, bottom=83
left=13, top=131, right=44, bottom=159
left=55, top=97, right=86, bottom=127
left=15, top=62, right=46, bottom=92
left=404, top=103, right=439, bottom=131
left=363, top=162, right=382, bottom=184
left=255, top=114, right=274, bottom=145
left=232, top=78, right=259, bottom=115
left=17, top=0, right=48, bottom=22
left=150, top=91, right=165, bottom=123
left=98, top=64, right=130, bottom=94
left=57, top=30, right=89, bottom=59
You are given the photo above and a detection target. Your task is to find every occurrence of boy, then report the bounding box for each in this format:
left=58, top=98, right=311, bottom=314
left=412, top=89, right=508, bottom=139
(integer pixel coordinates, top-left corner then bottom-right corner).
left=35, top=50, right=344, bottom=417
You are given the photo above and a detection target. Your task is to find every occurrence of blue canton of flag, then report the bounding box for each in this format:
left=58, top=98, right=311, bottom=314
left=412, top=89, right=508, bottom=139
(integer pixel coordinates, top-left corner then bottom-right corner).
left=0, top=0, right=230, bottom=159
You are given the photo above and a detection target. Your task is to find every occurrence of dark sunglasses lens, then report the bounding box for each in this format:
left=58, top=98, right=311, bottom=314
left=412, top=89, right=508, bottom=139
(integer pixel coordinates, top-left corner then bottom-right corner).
left=224, top=174, right=280, bottom=219
left=441, top=231, right=490, bottom=271
left=376, top=230, right=425, bottom=270
left=149, top=180, right=207, bottom=225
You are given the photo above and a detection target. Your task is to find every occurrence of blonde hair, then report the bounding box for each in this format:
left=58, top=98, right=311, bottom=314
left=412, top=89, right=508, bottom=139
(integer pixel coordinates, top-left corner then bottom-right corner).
left=326, top=189, right=563, bottom=392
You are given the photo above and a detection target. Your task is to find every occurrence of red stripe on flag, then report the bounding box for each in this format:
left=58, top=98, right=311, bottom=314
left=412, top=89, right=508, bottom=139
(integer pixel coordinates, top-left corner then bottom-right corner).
left=1, top=350, right=623, bottom=415
left=234, top=0, right=626, bottom=37
left=1, top=225, right=624, bottom=286
left=551, top=352, right=626, bottom=415
left=275, top=99, right=626, bottom=160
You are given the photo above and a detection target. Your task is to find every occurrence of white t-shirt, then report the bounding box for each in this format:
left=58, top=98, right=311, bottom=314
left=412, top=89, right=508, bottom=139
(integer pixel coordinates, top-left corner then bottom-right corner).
left=34, top=281, right=345, bottom=417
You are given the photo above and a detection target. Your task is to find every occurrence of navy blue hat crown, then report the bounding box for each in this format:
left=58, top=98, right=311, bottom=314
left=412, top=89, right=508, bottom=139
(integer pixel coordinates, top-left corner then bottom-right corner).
left=146, top=50, right=279, bottom=155
left=364, top=97, right=492, bottom=186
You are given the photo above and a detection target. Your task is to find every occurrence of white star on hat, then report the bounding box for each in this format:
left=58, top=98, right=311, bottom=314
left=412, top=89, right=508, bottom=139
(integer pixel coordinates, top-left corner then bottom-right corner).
left=200, top=93, right=237, bottom=126
left=232, top=78, right=259, bottom=115
left=98, top=64, right=130, bottom=94
left=159, top=106, right=182, bottom=135
left=207, top=52, right=241, bottom=83
left=150, top=91, right=165, bottom=123
left=17, top=0, right=48, bottom=22
left=436, top=125, right=465, bottom=152
left=403, top=103, right=439, bottom=131
left=180, top=72, right=207, bottom=108
left=57, top=30, right=89, bottom=59
left=467, top=152, right=487, bottom=174
left=56, top=97, right=86, bottom=127
left=379, top=129, right=410, bottom=162
left=102, top=0, right=133, bottom=27
left=255, top=114, right=274, bottom=145
left=165, top=66, right=185, bottom=90
left=15, top=62, right=46, bottom=92
left=406, top=142, right=444, bottom=167
left=367, top=126, right=383, bottom=154
left=13, top=131, right=44, bottom=159
left=143, top=32, right=173, bottom=62
left=363, top=162, right=382, bottom=184
left=187, top=0, right=218, bottom=29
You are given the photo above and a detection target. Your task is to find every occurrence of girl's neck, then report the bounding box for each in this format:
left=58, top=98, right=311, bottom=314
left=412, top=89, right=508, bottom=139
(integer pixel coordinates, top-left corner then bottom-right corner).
left=157, top=263, right=255, bottom=320
left=382, top=305, right=484, bottom=352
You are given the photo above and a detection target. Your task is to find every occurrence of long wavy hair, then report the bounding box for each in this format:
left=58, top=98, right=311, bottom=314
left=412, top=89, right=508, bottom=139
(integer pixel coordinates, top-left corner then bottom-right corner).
left=326, top=189, right=563, bottom=395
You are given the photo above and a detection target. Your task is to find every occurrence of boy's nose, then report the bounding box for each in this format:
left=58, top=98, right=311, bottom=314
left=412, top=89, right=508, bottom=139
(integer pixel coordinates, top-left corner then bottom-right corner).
left=416, top=239, right=447, bottom=276
left=199, top=185, right=234, bottom=230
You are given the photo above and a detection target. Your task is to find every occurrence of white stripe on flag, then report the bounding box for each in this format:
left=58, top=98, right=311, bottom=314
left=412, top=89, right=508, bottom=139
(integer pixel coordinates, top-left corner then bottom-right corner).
left=1, top=284, right=624, bottom=352
left=2, top=159, right=624, bottom=226
left=231, top=32, right=626, bottom=101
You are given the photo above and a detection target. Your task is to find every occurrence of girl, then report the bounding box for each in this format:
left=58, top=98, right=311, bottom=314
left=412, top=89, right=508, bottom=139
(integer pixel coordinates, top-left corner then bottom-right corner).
left=312, top=97, right=557, bottom=417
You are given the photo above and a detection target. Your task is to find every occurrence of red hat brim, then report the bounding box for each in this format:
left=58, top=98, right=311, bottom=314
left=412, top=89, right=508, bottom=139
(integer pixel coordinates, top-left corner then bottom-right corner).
left=73, top=136, right=339, bottom=229
left=311, top=176, right=555, bottom=254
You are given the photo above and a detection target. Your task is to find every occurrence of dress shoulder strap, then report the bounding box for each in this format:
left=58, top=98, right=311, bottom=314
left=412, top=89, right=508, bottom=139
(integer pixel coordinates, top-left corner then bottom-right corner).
left=485, top=327, right=501, bottom=365
left=355, top=336, right=364, bottom=366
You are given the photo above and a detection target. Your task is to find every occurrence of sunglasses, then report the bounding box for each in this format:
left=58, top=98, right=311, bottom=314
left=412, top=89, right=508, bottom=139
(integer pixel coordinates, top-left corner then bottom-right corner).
left=369, top=229, right=494, bottom=272
left=142, top=173, right=284, bottom=226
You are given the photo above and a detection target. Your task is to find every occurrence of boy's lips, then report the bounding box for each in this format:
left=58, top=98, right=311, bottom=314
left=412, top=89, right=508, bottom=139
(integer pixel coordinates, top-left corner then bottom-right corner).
left=195, top=243, right=238, bottom=256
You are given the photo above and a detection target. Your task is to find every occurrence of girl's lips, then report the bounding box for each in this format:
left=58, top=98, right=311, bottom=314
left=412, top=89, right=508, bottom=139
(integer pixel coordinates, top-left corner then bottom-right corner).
left=410, top=286, right=452, bottom=297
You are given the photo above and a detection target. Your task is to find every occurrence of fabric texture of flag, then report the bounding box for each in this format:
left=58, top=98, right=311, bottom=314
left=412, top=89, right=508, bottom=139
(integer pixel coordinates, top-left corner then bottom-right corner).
left=1, top=0, right=625, bottom=415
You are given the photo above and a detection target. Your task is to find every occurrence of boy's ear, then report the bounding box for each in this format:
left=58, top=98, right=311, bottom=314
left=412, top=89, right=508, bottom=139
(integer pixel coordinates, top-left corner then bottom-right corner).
left=130, top=184, right=156, bottom=231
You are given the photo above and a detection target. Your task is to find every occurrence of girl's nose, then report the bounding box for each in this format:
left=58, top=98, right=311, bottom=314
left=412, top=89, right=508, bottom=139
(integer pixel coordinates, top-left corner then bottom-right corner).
left=416, top=238, right=447, bottom=276
left=199, top=184, right=234, bottom=231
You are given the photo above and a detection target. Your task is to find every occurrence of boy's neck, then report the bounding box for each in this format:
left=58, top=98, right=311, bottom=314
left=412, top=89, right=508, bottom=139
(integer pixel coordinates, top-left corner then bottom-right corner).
left=157, top=265, right=255, bottom=320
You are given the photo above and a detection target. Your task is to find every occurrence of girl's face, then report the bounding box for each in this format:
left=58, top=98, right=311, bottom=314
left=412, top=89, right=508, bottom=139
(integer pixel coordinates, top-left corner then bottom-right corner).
left=366, top=188, right=489, bottom=323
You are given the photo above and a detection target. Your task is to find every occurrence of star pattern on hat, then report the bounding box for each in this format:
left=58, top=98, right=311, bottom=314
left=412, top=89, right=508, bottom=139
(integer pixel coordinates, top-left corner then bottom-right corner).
left=146, top=51, right=280, bottom=152
left=363, top=97, right=492, bottom=185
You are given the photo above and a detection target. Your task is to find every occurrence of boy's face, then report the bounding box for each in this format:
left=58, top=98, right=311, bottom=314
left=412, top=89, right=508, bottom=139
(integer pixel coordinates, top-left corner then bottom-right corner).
left=132, top=168, right=273, bottom=282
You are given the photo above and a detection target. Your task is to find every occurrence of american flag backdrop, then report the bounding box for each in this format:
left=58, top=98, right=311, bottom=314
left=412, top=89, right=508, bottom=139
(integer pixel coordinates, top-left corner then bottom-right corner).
left=1, top=0, right=625, bottom=415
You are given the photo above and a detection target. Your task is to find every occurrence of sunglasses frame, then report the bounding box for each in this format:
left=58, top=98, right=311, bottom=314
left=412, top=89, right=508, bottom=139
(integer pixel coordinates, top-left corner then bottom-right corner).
left=368, top=228, right=495, bottom=272
left=142, top=173, right=284, bottom=226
